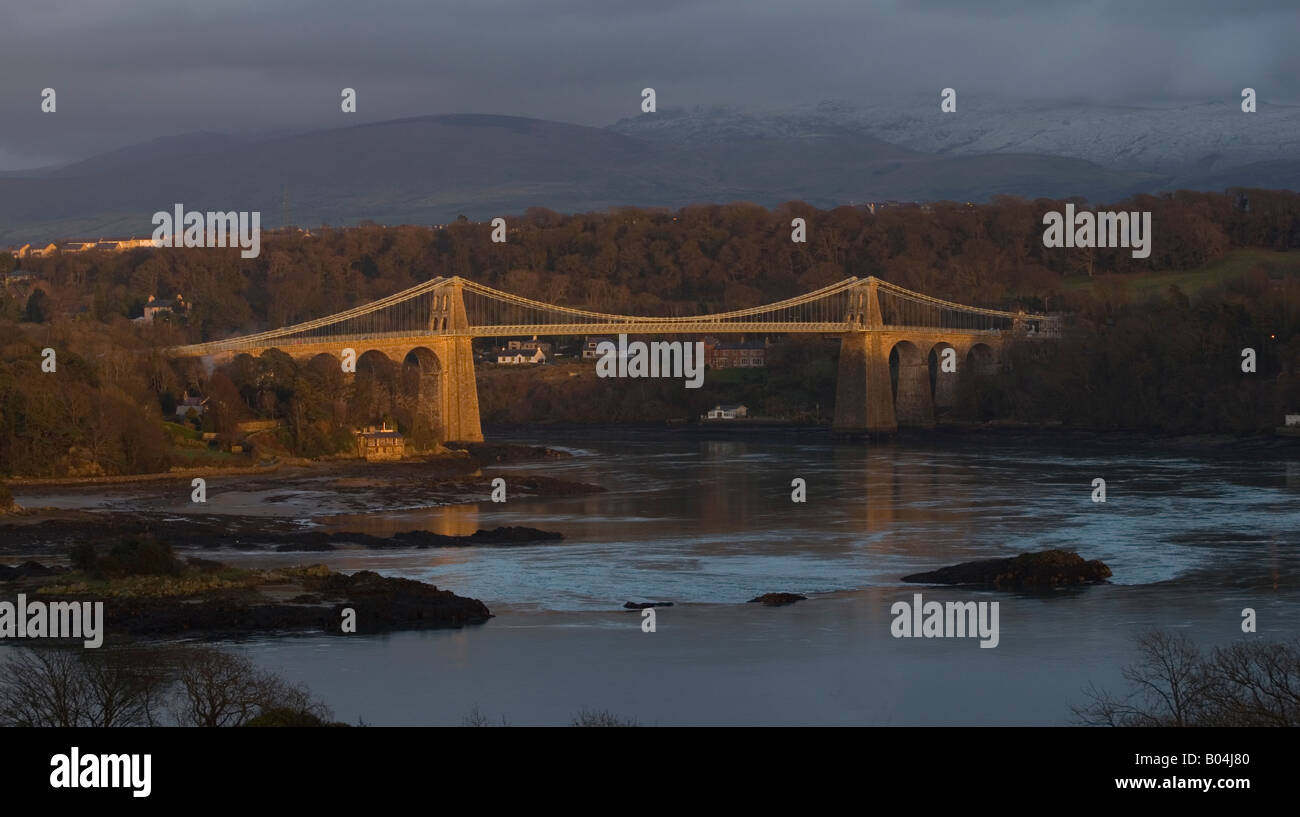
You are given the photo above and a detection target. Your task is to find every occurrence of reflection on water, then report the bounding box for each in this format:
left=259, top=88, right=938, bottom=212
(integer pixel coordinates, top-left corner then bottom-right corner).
left=326, top=502, right=482, bottom=537
left=21, top=426, right=1298, bottom=725
left=16, top=429, right=1299, bottom=613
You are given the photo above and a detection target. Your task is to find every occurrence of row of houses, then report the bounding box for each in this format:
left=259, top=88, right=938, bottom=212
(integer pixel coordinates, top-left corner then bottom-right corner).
left=9, top=237, right=157, bottom=258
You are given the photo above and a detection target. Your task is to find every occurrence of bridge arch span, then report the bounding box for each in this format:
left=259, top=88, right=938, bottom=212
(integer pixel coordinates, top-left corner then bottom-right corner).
left=967, top=342, right=997, bottom=376
left=889, top=340, right=935, bottom=429
left=302, top=351, right=340, bottom=372
left=399, top=346, right=444, bottom=446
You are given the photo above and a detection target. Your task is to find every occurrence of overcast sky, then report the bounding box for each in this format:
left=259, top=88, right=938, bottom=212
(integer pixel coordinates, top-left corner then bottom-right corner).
left=2, top=0, right=1297, bottom=170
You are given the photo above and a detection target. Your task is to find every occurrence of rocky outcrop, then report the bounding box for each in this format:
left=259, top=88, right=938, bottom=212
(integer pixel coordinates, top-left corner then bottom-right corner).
left=623, top=601, right=673, bottom=609
left=0, top=561, right=66, bottom=581
left=446, top=442, right=573, bottom=463
left=748, top=592, right=807, bottom=606
left=3, top=562, right=492, bottom=638
left=902, top=549, right=1112, bottom=589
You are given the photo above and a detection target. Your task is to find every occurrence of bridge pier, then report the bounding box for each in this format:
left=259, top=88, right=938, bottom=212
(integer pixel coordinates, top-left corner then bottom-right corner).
left=436, top=335, right=482, bottom=443
left=833, top=331, right=897, bottom=435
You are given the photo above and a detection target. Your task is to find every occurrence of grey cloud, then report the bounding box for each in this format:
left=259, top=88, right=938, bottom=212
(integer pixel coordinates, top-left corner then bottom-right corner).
left=0, top=0, right=1296, bottom=169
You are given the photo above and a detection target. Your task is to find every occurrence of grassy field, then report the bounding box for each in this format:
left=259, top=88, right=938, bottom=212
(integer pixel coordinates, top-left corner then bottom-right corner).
left=1060, top=249, right=1300, bottom=298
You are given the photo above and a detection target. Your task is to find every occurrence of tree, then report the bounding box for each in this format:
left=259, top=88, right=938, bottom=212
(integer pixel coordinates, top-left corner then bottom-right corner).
left=172, top=648, right=330, bottom=727
left=1073, top=631, right=1300, bottom=726
left=0, top=648, right=168, bottom=727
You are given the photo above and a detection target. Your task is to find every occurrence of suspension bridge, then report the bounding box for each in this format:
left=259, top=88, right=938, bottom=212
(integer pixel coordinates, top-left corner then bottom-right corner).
left=167, top=276, right=1055, bottom=440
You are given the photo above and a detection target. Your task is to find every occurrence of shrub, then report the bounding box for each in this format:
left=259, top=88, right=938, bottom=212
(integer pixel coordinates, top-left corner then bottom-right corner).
left=69, top=542, right=98, bottom=575
left=570, top=708, right=639, bottom=727
left=97, top=535, right=183, bottom=578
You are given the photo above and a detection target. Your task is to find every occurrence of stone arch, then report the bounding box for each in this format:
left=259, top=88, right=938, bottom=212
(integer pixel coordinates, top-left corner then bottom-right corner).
left=303, top=351, right=339, bottom=373
left=399, top=346, right=443, bottom=448
left=967, top=343, right=997, bottom=376
left=928, top=341, right=959, bottom=411
left=889, top=340, right=934, bottom=428
left=356, top=348, right=395, bottom=372
left=352, top=349, right=398, bottom=428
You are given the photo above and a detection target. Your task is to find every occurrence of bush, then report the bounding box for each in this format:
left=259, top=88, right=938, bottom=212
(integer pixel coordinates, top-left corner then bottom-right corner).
left=96, top=536, right=184, bottom=578
left=245, top=706, right=345, bottom=727
left=69, top=542, right=98, bottom=575
left=570, top=708, right=639, bottom=727
left=173, top=648, right=334, bottom=727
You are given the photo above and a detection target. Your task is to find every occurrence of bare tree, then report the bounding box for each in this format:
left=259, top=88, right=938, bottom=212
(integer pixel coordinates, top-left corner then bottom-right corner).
left=1073, top=631, right=1213, bottom=726
left=1074, top=632, right=1300, bottom=727
left=81, top=649, right=170, bottom=727
left=1201, top=640, right=1300, bottom=727
left=461, top=705, right=511, bottom=727
left=172, top=648, right=329, bottom=727
left=0, top=649, right=87, bottom=727
left=0, top=647, right=167, bottom=727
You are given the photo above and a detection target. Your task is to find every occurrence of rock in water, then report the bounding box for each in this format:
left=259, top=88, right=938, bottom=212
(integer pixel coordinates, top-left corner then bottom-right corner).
left=623, top=601, right=673, bottom=609
left=748, top=593, right=808, bottom=606
left=901, top=549, right=1111, bottom=589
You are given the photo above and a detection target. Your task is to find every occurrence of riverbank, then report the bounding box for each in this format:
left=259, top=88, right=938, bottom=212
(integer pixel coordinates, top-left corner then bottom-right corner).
left=1, top=441, right=573, bottom=488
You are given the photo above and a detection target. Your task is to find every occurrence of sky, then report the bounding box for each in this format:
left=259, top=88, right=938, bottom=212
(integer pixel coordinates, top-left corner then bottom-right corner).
left=1, top=0, right=1298, bottom=170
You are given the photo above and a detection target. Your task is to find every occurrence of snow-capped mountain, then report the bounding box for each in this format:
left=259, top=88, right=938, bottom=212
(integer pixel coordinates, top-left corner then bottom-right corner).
left=608, top=97, right=1300, bottom=175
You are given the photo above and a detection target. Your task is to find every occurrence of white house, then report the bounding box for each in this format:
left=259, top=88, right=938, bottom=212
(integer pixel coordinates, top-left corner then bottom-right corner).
left=705, top=404, right=748, bottom=420
left=175, top=396, right=208, bottom=419
left=1286, top=414, right=1300, bottom=427
left=496, top=347, right=546, bottom=365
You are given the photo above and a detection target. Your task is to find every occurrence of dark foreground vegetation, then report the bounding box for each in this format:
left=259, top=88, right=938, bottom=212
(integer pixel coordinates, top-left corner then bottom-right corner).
left=1075, top=631, right=1300, bottom=726
left=2, top=191, right=1298, bottom=477
left=0, top=645, right=343, bottom=727
left=461, top=705, right=640, bottom=727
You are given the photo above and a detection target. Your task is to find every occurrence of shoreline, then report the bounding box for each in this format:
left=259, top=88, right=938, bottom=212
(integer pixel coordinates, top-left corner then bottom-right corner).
left=1, top=441, right=569, bottom=488
left=4, top=424, right=1296, bottom=488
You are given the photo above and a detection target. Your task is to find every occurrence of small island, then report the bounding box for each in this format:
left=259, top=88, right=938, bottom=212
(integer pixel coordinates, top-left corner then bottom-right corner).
left=1, top=538, right=493, bottom=641
left=901, top=549, right=1112, bottom=589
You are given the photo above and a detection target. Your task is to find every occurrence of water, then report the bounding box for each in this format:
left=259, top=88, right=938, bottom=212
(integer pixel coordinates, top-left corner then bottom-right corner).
left=12, top=428, right=1300, bottom=724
